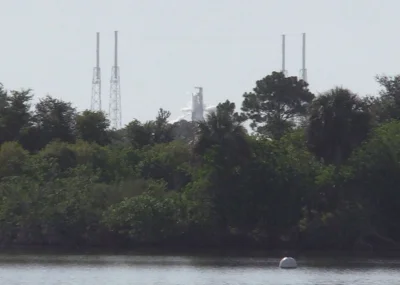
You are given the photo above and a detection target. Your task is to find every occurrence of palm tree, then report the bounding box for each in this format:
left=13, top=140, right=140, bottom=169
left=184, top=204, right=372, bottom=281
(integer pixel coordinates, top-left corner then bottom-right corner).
left=307, top=87, right=372, bottom=166
left=192, top=100, right=250, bottom=231
left=193, top=100, right=250, bottom=166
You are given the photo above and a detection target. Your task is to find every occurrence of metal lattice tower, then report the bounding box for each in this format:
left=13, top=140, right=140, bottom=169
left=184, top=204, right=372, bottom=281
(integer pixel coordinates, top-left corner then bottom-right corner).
left=109, top=31, right=122, bottom=129
left=282, top=33, right=308, bottom=82
left=91, top=32, right=101, bottom=111
left=299, top=33, right=308, bottom=82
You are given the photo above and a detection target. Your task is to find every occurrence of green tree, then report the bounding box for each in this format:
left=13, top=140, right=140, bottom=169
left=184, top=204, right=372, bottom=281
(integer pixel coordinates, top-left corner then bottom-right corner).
left=347, top=121, right=400, bottom=242
left=102, top=181, right=184, bottom=243
left=153, top=108, right=175, bottom=144
left=0, top=84, right=6, bottom=109
left=39, top=141, right=77, bottom=172
left=138, top=141, right=192, bottom=191
left=33, top=96, right=77, bottom=148
left=194, top=100, right=249, bottom=162
left=3, top=72, right=400, bottom=251
left=172, top=120, right=195, bottom=143
left=0, top=142, right=29, bottom=178
left=193, top=100, right=250, bottom=232
left=241, top=71, right=314, bottom=139
left=125, top=108, right=174, bottom=149
left=307, top=87, right=372, bottom=166
left=125, top=119, right=154, bottom=149
left=375, top=74, right=400, bottom=122
left=232, top=133, right=320, bottom=247
left=0, top=89, right=33, bottom=145
left=107, top=128, right=129, bottom=147
left=76, top=110, right=110, bottom=146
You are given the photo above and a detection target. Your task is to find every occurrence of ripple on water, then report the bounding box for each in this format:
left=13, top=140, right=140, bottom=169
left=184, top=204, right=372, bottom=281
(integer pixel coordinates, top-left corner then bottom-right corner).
left=0, top=254, right=399, bottom=285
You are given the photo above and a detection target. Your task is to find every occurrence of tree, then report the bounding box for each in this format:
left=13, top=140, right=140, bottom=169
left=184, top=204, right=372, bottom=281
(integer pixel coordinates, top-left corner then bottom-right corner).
left=5, top=72, right=400, bottom=251
left=193, top=100, right=250, bottom=230
left=172, top=119, right=196, bottom=143
left=125, top=119, right=154, bottom=149
left=39, top=141, right=77, bottom=172
left=375, top=74, right=400, bottom=121
left=76, top=110, right=110, bottom=146
left=0, top=84, right=6, bottom=110
left=241, top=71, right=315, bottom=139
left=0, top=89, right=33, bottom=145
left=138, top=141, right=192, bottom=191
left=102, top=181, right=183, bottom=243
left=125, top=108, right=174, bottom=149
left=194, top=100, right=249, bottom=162
left=307, top=87, right=372, bottom=166
left=33, top=95, right=77, bottom=148
left=152, top=108, right=175, bottom=144
left=235, top=132, right=320, bottom=246
left=347, top=121, right=400, bottom=242
left=0, top=142, right=28, bottom=178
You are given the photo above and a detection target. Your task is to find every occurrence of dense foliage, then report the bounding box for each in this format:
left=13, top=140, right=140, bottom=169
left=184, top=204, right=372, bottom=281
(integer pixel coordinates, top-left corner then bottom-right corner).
left=0, top=72, right=400, bottom=251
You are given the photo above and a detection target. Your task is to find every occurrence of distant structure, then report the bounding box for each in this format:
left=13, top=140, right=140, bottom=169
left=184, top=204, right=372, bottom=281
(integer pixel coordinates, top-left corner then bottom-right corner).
left=109, top=31, right=122, bottom=129
left=281, top=33, right=308, bottom=82
left=281, top=34, right=287, bottom=76
left=91, top=32, right=102, bottom=111
left=173, top=87, right=216, bottom=123
left=300, top=33, right=308, bottom=82
left=191, top=87, right=205, bottom=121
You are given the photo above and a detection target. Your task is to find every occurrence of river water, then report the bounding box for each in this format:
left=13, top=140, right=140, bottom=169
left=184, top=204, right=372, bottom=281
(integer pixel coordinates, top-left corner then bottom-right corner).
left=0, top=253, right=399, bottom=284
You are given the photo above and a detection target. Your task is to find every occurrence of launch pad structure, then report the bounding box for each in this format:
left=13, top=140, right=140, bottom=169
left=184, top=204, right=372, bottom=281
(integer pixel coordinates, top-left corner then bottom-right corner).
left=281, top=33, right=308, bottom=82
left=109, top=31, right=122, bottom=129
left=90, top=31, right=308, bottom=126
left=90, top=32, right=101, bottom=112
left=191, top=87, right=204, bottom=121
left=90, top=31, right=122, bottom=129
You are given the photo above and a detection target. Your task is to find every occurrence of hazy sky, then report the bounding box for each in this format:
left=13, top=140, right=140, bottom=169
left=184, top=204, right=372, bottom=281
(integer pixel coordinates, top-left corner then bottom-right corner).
left=0, top=0, right=398, bottom=124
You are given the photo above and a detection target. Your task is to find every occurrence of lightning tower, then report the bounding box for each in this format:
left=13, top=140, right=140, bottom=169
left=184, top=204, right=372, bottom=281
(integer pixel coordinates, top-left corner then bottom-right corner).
left=281, top=34, right=287, bottom=76
left=299, top=33, right=307, bottom=82
left=192, top=87, right=204, bottom=121
left=91, top=32, right=101, bottom=111
left=109, top=31, right=122, bottom=129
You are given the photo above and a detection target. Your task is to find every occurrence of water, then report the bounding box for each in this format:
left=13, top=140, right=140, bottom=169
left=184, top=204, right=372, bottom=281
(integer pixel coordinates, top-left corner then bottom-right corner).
left=0, top=253, right=399, bottom=284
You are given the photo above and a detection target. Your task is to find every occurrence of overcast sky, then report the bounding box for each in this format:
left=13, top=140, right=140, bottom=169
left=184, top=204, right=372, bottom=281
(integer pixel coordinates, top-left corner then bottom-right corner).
left=0, top=0, right=397, bottom=124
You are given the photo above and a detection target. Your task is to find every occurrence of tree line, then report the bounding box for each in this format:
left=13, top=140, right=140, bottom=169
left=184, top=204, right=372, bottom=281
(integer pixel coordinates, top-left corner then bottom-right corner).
left=1, top=71, right=400, bottom=251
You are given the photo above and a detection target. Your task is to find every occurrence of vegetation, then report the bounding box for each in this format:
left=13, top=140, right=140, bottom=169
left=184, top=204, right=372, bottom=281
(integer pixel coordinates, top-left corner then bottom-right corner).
left=0, top=72, right=400, bottom=251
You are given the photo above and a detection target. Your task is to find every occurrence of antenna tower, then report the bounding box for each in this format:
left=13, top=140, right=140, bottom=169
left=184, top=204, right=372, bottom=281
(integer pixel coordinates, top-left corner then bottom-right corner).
left=91, top=32, right=101, bottom=111
left=299, top=33, right=308, bottom=82
left=281, top=34, right=287, bottom=76
left=109, top=31, right=122, bottom=129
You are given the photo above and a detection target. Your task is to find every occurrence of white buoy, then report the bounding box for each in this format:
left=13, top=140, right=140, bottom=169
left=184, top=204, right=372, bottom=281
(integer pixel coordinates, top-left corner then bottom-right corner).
left=279, top=257, right=297, bottom=269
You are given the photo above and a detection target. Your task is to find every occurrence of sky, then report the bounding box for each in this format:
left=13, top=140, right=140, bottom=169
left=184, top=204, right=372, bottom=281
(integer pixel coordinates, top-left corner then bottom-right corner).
left=0, top=0, right=398, bottom=125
